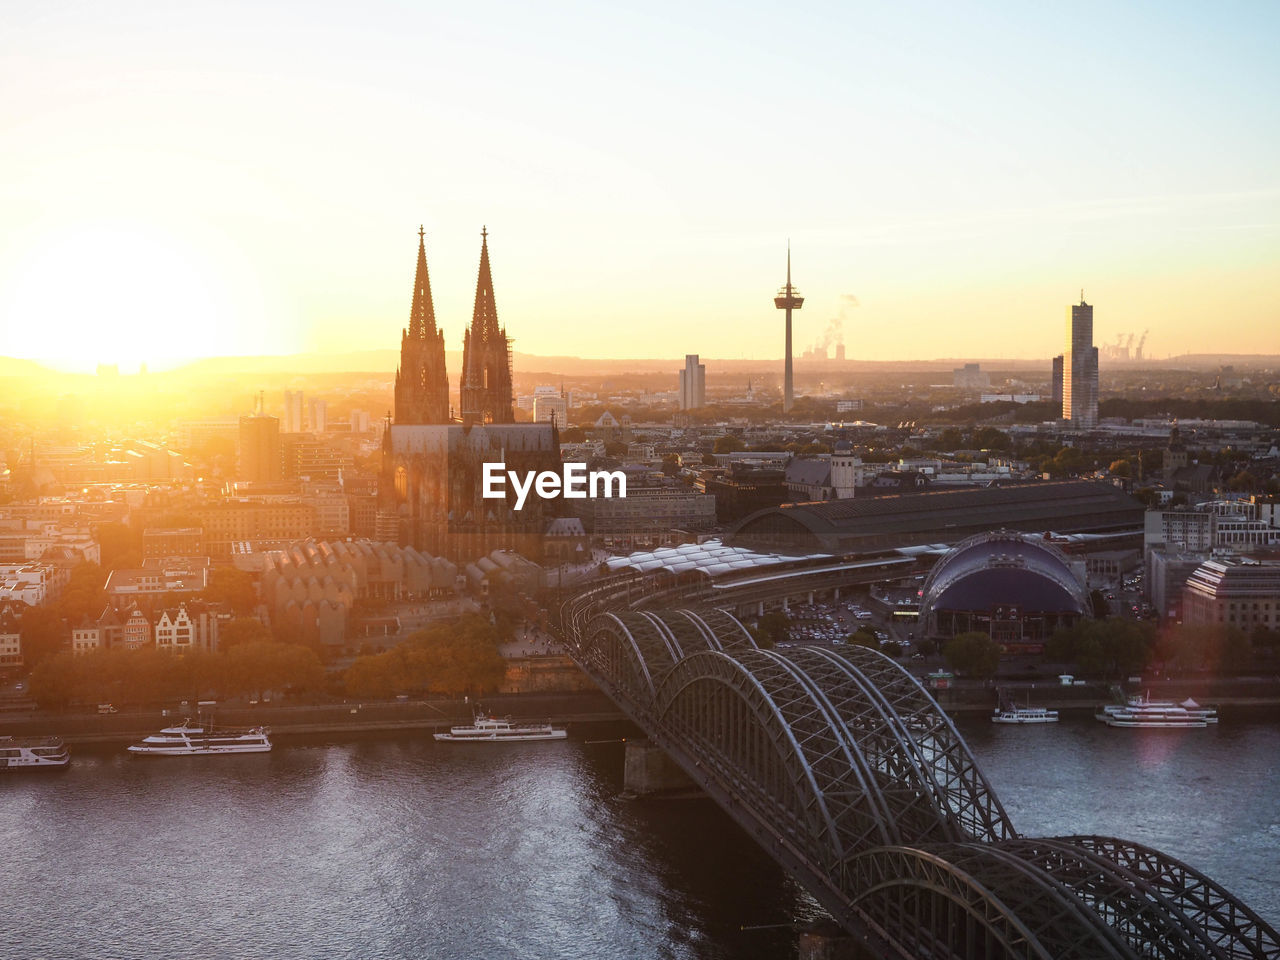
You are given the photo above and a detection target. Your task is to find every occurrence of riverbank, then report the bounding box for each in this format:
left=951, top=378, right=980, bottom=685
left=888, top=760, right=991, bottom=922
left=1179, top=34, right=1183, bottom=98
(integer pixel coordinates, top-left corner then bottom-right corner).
left=933, top=674, right=1280, bottom=719
left=0, top=690, right=626, bottom=745
left=8, top=677, right=1280, bottom=745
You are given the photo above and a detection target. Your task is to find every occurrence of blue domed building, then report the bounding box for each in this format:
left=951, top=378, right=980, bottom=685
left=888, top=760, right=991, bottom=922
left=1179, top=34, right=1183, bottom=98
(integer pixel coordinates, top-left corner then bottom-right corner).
left=919, top=531, right=1091, bottom=651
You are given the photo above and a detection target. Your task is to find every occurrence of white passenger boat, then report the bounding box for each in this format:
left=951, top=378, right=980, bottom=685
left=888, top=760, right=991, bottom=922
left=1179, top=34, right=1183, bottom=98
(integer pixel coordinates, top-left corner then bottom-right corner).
left=992, top=705, right=1059, bottom=724
left=433, top=712, right=567, bottom=742
left=128, top=720, right=272, bottom=755
left=0, top=735, right=70, bottom=771
left=1097, top=693, right=1217, bottom=729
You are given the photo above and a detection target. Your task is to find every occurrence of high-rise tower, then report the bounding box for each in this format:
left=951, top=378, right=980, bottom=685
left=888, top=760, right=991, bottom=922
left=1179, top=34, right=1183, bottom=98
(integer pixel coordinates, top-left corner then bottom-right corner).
left=774, top=245, right=803, bottom=413
left=678, top=354, right=706, bottom=410
left=460, top=227, right=514, bottom=425
left=394, top=227, right=450, bottom=424
left=1063, top=293, right=1099, bottom=428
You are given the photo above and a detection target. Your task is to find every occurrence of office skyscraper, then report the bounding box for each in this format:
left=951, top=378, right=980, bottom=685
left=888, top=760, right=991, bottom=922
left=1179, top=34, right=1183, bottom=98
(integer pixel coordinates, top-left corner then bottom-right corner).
left=679, top=354, right=706, bottom=410
left=1063, top=295, right=1098, bottom=428
left=283, top=390, right=305, bottom=433
left=239, top=395, right=281, bottom=481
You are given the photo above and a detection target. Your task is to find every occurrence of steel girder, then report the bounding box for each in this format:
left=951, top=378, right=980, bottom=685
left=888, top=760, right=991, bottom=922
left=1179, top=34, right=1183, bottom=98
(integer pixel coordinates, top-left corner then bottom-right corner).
left=560, top=584, right=1280, bottom=959
left=580, top=612, right=662, bottom=702
left=655, top=649, right=888, bottom=873
left=782, top=645, right=1013, bottom=846
left=847, top=845, right=1074, bottom=960
left=830, top=645, right=1016, bottom=843
left=1061, top=837, right=1280, bottom=960
left=994, top=837, right=1231, bottom=959
left=909, top=842, right=1138, bottom=960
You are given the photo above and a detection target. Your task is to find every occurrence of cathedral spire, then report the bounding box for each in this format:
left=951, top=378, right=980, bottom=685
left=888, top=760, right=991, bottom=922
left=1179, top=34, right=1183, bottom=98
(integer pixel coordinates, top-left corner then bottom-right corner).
left=460, top=226, right=513, bottom=426
left=395, top=226, right=449, bottom=424
left=471, top=225, right=501, bottom=338
left=408, top=225, right=437, bottom=339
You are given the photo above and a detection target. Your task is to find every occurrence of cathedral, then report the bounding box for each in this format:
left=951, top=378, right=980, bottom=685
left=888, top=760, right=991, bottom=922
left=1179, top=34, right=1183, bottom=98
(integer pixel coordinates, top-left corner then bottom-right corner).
left=379, top=228, right=561, bottom=562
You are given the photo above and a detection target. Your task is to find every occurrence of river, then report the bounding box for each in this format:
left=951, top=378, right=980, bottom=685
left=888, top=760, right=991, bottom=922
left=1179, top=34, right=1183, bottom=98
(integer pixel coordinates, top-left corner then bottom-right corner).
left=2, top=716, right=1277, bottom=959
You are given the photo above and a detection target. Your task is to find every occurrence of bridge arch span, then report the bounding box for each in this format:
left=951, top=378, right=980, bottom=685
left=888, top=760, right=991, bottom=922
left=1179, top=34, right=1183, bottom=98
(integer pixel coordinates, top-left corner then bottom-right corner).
left=654, top=648, right=891, bottom=876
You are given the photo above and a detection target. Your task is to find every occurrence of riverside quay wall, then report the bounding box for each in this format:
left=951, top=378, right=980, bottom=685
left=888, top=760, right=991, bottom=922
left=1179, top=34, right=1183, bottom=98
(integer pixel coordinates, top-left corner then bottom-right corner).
left=0, top=690, right=624, bottom=745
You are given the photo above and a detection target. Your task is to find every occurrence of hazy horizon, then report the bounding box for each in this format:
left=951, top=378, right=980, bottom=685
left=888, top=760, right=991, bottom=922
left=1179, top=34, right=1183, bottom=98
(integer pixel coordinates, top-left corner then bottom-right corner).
left=2, top=2, right=1277, bottom=370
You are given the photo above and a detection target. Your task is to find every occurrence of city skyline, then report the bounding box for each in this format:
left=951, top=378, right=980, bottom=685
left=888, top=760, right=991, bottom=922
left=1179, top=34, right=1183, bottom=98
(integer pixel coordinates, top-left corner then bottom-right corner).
left=1, top=2, right=1277, bottom=372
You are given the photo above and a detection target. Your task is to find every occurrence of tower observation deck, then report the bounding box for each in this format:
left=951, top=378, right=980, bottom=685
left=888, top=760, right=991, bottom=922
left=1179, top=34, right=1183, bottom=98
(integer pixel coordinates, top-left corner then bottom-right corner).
left=774, top=246, right=803, bottom=413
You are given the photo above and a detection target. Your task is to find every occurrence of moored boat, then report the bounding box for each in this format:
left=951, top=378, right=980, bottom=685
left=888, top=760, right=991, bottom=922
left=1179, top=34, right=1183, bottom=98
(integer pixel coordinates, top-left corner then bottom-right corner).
left=128, top=720, right=272, bottom=756
left=0, top=735, right=70, bottom=771
left=992, top=705, right=1059, bottom=724
left=1097, top=692, right=1217, bottom=728
left=434, top=711, right=567, bottom=742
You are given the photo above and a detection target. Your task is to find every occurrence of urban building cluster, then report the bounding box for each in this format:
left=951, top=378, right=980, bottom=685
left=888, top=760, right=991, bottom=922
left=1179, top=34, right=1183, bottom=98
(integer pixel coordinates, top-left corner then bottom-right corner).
left=1, top=232, right=1278, bottom=678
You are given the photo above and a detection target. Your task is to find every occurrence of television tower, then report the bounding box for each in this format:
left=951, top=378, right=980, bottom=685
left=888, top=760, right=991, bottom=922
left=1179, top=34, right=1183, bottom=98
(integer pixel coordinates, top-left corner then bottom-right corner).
left=773, top=244, right=804, bottom=412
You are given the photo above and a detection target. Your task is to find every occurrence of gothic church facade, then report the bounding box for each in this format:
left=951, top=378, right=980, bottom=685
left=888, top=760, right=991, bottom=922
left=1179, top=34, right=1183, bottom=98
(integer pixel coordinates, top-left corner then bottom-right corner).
left=380, top=228, right=560, bottom=562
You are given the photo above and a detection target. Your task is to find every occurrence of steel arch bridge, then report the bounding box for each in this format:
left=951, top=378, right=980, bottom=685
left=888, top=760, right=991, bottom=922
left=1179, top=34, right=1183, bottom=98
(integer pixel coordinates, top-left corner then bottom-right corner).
left=558, top=589, right=1280, bottom=960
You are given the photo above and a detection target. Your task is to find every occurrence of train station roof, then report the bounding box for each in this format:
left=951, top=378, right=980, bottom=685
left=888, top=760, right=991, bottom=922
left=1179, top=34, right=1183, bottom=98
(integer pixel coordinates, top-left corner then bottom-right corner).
left=729, top=480, right=1143, bottom=553
left=604, top=540, right=824, bottom=578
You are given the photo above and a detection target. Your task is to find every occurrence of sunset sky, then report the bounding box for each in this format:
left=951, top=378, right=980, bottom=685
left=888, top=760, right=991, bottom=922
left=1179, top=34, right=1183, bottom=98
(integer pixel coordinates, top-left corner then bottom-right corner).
left=1, top=0, right=1277, bottom=372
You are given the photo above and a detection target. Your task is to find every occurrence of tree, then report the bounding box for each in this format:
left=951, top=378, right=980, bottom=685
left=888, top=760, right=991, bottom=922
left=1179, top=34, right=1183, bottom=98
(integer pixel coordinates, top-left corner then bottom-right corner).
left=94, top=521, right=142, bottom=567
left=1131, top=487, right=1161, bottom=509
left=60, top=563, right=109, bottom=623
left=16, top=605, right=65, bottom=671
left=219, top=617, right=272, bottom=649
left=1108, top=459, right=1133, bottom=479
left=970, top=427, right=1012, bottom=451
left=1049, top=619, right=1153, bottom=679
left=943, top=632, right=1001, bottom=679
left=660, top=454, right=680, bottom=477
left=935, top=428, right=965, bottom=451
left=1228, top=470, right=1260, bottom=492
left=345, top=615, right=507, bottom=699
left=201, top=568, right=258, bottom=615
left=713, top=435, right=745, bottom=454
left=1155, top=624, right=1252, bottom=677
left=848, top=627, right=879, bottom=649
left=1090, top=589, right=1110, bottom=620
left=756, top=612, right=790, bottom=648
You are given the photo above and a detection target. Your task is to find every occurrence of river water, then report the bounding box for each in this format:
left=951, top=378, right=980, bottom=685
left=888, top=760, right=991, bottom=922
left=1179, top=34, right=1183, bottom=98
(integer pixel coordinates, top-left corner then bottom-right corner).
left=2, top=716, right=1277, bottom=960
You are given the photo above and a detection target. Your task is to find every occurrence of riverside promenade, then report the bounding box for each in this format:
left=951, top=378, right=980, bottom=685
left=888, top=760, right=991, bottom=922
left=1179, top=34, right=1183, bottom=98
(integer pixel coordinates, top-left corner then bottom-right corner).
left=0, top=690, right=625, bottom=745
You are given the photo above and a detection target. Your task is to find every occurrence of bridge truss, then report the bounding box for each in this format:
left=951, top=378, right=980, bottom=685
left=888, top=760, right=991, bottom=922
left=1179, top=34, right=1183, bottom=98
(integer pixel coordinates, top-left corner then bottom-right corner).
left=558, top=585, right=1280, bottom=960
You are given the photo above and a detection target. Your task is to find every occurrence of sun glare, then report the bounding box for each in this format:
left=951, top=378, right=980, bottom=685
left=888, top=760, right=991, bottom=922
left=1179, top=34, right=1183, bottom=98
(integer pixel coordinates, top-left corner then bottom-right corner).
left=0, top=223, right=230, bottom=373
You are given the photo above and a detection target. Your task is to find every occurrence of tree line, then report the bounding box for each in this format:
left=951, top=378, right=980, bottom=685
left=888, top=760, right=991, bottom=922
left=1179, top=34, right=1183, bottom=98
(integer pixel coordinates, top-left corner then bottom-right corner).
left=343, top=615, right=507, bottom=699
left=29, top=641, right=324, bottom=709
left=938, top=620, right=1276, bottom=682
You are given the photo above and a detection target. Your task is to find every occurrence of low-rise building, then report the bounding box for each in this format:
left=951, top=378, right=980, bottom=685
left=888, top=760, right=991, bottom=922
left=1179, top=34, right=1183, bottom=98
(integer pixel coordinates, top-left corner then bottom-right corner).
left=121, top=606, right=152, bottom=649
left=154, top=602, right=226, bottom=653
left=1182, top=556, right=1280, bottom=631
left=106, top=559, right=210, bottom=600
left=194, top=501, right=318, bottom=558
left=573, top=487, right=716, bottom=546
left=143, top=527, right=204, bottom=559
left=0, top=564, right=59, bottom=606
left=0, top=602, right=21, bottom=667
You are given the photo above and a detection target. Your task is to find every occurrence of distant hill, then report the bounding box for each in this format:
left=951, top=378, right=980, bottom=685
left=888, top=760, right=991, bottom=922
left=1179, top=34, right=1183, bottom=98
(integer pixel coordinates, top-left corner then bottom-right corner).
left=0, top=356, right=54, bottom=378
left=2, top=350, right=1276, bottom=380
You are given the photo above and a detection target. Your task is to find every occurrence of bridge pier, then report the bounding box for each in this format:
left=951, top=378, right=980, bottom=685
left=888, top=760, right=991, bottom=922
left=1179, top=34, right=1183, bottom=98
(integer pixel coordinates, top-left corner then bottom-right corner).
left=623, top=739, right=697, bottom=797
left=796, top=921, right=868, bottom=960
